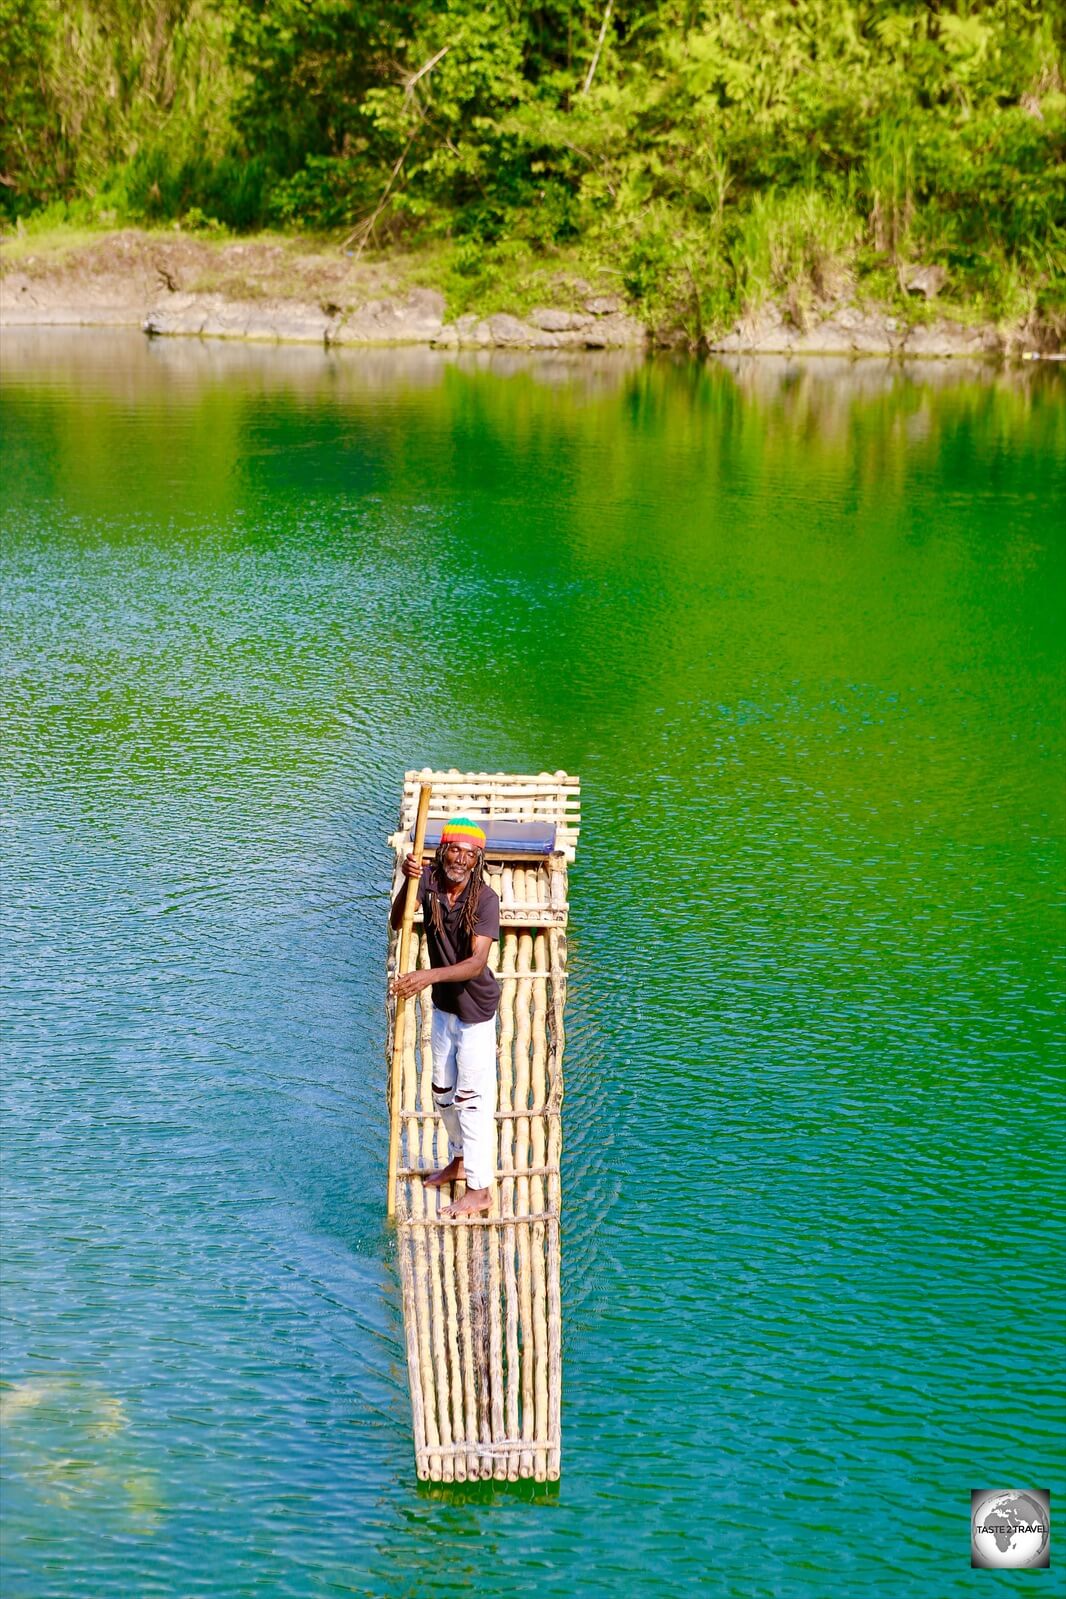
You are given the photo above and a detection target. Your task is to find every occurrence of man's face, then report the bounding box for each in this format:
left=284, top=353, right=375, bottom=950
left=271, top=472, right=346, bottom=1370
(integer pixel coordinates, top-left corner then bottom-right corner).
left=441, top=841, right=479, bottom=887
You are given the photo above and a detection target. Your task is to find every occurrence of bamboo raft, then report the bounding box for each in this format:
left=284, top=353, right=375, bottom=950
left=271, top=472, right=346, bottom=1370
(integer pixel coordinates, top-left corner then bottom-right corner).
left=386, top=768, right=580, bottom=1481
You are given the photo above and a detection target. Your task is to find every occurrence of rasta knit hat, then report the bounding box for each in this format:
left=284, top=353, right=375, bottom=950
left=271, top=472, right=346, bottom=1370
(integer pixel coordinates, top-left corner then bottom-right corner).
left=440, top=816, right=487, bottom=849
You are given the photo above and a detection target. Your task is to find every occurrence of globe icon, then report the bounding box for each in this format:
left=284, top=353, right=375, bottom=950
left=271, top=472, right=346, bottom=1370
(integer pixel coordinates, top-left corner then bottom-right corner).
left=971, top=1491, right=1050, bottom=1569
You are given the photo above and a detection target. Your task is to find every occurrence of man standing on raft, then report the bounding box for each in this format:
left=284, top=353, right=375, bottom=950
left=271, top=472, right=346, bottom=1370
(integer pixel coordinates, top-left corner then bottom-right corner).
left=391, top=818, right=500, bottom=1218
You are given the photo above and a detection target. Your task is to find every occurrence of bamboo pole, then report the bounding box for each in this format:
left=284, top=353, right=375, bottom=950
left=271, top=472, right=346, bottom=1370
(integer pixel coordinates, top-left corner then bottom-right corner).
left=486, top=1218, right=505, bottom=1479
left=401, top=929, right=440, bottom=1480
left=456, top=1217, right=477, bottom=1476
left=388, top=782, right=432, bottom=1217
left=411, top=1176, right=439, bottom=1479
left=497, top=933, right=521, bottom=1478
left=429, top=1220, right=453, bottom=1481
left=443, top=1220, right=465, bottom=1481
left=428, top=1189, right=453, bottom=1483
left=494, top=934, right=516, bottom=1479
left=471, top=1227, right=493, bottom=1479
left=546, top=926, right=567, bottom=1480
left=420, top=914, right=452, bottom=1483
left=466, top=1221, right=492, bottom=1483
left=530, top=932, right=549, bottom=1481
left=514, top=931, right=535, bottom=1479
left=397, top=1186, right=429, bottom=1478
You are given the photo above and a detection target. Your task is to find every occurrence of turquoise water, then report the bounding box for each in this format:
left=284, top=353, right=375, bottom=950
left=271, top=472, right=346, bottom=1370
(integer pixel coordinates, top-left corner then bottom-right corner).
left=1, top=332, right=1064, bottom=1598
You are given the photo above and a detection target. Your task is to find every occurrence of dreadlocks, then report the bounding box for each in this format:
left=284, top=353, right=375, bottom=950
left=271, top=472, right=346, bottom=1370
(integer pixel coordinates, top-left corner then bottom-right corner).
left=428, top=842, right=486, bottom=941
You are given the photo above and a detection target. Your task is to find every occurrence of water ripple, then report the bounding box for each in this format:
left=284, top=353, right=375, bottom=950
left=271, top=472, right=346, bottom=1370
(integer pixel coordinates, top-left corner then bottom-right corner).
left=2, top=334, right=1064, bottom=1598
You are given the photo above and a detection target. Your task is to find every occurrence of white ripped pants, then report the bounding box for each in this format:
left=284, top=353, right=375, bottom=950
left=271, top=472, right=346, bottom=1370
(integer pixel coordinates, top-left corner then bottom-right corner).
left=430, top=1010, right=498, bottom=1190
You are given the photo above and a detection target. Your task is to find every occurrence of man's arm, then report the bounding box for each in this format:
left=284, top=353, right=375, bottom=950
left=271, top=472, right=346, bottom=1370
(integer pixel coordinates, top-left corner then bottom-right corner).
left=392, top=934, right=492, bottom=999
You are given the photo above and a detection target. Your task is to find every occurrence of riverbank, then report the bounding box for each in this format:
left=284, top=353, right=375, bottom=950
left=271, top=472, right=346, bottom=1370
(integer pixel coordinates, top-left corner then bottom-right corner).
left=1, top=228, right=1060, bottom=358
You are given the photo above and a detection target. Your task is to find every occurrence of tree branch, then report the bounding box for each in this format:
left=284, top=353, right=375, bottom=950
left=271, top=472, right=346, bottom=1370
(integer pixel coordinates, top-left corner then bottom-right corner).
left=341, top=127, right=419, bottom=254
left=340, top=44, right=450, bottom=255
left=404, top=43, right=449, bottom=104
left=581, top=0, right=613, bottom=96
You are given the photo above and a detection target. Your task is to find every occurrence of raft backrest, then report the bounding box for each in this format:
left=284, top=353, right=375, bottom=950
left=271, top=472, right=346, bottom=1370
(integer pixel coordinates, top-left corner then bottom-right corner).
left=396, top=769, right=580, bottom=862
left=412, top=819, right=557, bottom=857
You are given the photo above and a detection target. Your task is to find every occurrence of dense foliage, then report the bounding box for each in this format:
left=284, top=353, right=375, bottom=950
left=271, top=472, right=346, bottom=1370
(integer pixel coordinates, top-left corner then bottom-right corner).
left=2, top=0, right=1064, bottom=332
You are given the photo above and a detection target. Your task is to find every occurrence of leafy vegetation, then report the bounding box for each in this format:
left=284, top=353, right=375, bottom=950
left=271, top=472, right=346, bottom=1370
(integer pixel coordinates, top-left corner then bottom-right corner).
left=2, top=0, right=1063, bottom=338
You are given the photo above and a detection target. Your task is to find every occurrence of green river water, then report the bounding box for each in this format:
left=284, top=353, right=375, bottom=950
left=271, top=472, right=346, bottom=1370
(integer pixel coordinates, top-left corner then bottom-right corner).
left=1, top=332, right=1064, bottom=1598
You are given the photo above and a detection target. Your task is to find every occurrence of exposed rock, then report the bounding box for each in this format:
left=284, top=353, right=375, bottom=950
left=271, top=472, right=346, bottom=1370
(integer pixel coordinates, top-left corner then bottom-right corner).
left=580, top=312, right=645, bottom=349
left=432, top=308, right=645, bottom=350
left=787, top=318, right=863, bottom=355
left=143, top=294, right=332, bottom=343
left=901, top=263, right=948, bottom=300
left=529, top=307, right=580, bottom=332
left=789, top=304, right=902, bottom=355
left=848, top=311, right=901, bottom=355
left=709, top=300, right=1004, bottom=358
left=1, top=265, right=140, bottom=327
left=901, top=319, right=1000, bottom=358
left=709, top=302, right=787, bottom=353
left=332, top=288, right=444, bottom=345
left=486, top=312, right=547, bottom=348
left=140, top=285, right=453, bottom=346
left=1, top=273, right=37, bottom=306
left=585, top=294, right=623, bottom=316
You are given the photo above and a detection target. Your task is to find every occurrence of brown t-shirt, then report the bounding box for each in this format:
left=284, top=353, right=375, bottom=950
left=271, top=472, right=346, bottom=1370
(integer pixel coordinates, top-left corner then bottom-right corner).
left=416, top=865, right=501, bottom=1023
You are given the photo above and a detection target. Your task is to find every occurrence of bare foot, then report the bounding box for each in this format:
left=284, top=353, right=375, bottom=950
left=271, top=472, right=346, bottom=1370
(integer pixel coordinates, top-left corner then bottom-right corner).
left=441, top=1186, right=492, bottom=1219
left=424, top=1156, right=464, bottom=1189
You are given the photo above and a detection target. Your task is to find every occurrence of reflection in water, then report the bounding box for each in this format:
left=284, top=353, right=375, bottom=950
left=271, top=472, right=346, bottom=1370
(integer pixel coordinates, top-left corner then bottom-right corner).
left=1, top=322, right=1051, bottom=408
left=0, top=1379, right=161, bottom=1528
left=0, top=327, right=647, bottom=401
left=1, top=332, right=1063, bottom=1599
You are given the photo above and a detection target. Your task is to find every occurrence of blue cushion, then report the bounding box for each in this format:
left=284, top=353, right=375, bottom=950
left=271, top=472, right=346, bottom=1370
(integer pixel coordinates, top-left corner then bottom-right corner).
left=415, top=819, right=557, bottom=855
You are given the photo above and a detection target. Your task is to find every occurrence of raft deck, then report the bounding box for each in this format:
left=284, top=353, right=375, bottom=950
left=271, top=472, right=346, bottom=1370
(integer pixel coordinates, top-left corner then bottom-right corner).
left=386, top=769, right=579, bottom=1481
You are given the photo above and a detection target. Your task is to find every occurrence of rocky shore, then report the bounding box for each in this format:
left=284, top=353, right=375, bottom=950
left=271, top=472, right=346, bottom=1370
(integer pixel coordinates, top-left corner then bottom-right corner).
left=1, top=229, right=1059, bottom=358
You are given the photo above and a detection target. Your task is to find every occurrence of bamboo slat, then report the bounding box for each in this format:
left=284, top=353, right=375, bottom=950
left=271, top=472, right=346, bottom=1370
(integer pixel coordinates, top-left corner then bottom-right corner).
left=400, top=1212, right=559, bottom=1228
left=401, top=1108, right=561, bottom=1122
left=386, top=770, right=577, bottom=1481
